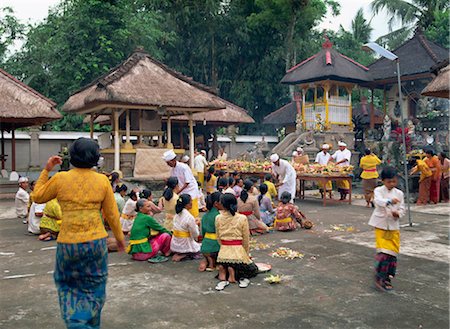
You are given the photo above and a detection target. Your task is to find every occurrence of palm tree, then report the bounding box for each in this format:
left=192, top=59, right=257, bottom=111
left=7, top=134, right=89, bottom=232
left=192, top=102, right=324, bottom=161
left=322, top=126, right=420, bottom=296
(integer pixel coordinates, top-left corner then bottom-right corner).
left=371, top=0, right=449, bottom=48
left=351, top=8, right=373, bottom=43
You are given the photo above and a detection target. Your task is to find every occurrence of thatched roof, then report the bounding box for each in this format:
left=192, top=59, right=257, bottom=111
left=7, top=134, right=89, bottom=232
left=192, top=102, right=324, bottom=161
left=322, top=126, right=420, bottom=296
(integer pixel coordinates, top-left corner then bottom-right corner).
left=168, top=98, right=254, bottom=125
left=281, top=38, right=372, bottom=86
left=263, top=101, right=298, bottom=125
left=82, top=115, right=110, bottom=125
left=0, top=68, right=61, bottom=131
left=62, top=48, right=226, bottom=114
left=422, top=60, right=450, bottom=99
left=368, top=30, right=448, bottom=84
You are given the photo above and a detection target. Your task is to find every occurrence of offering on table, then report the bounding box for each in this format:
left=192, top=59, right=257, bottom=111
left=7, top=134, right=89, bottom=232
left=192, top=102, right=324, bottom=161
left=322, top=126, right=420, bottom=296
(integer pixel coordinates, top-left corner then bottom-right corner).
left=211, top=160, right=272, bottom=173
left=294, top=163, right=353, bottom=176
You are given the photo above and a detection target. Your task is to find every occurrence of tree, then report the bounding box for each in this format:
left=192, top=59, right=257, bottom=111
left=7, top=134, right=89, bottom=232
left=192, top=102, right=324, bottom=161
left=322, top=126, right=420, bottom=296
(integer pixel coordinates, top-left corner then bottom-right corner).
left=371, top=0, right=450, bottom=48
left=0, top=7, right=24, bottom=62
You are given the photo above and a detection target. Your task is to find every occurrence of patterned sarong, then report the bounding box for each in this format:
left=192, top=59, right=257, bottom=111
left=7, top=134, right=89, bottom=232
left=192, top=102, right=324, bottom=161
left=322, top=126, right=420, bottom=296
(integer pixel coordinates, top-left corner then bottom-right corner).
left=54, top=238, right=108, bottom=329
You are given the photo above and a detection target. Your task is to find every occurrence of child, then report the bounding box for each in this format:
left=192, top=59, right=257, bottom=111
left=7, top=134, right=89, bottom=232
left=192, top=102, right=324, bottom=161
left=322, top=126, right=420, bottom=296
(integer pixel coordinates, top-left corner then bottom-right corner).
left=158, top=177, right=180, bottom=231
left=141, top=189, right=163, bottom=215
left=237, top=180, right=269, bottom=235
left=127, top=199, right=172, bottom=263
left=217, top=177, right=230, bottom=193
left=215, top=193, right=258, bottom=290
left=216, top=170, right=226, bottom=190
left=233, top=178, right=244, bottom=198
left=224, top=177, right=237, bottom=196
left=205, top=166, right=217, bottom=194
left=274, top=192, right=304, bottom=231
left=369, top=166, right=405, bottom=291
left=170, top=194, right=201, bottom=261
left=39, top=198, right=63, bottom=241
left=120, top=190, right=139, bottom=235
left=114, top=184, right=128, bottom=213
left=199, top=192, right=222, bottom=272
left=197, top=182, right=208, bottom=212
left=258, top=183, right=275, bottom=226
left=264, top=174, right=278, bottom=201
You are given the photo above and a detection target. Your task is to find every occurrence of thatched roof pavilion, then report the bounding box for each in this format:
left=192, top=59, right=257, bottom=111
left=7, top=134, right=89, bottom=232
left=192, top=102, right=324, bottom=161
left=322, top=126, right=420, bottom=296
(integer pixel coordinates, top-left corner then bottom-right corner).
left=0, top=68, right=61, bottom=171
left=62, top=47, right=226, bottom=171
left=422, top=60, right=450, bottom=99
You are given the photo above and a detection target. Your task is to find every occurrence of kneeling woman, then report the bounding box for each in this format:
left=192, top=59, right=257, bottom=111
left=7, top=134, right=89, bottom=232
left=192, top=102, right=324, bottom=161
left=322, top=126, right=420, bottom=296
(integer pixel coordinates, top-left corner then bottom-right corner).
left=170, top=194, right=201, bottom=261
left=215, top=193, right=258, bottom=290
left=127, top=199, right=172, bottom=263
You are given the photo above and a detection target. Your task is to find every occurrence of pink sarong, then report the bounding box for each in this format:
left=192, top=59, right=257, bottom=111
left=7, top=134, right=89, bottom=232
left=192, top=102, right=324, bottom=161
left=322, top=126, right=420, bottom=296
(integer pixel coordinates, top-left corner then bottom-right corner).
left=132, top=233, right=172, bottom=261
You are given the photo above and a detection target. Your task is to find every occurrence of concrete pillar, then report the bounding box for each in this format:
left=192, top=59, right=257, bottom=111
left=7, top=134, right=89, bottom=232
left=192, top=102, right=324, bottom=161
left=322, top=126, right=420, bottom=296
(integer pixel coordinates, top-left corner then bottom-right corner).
left=123, top=109, right=133, bottom=149
left=188, top=113, right=194, bottom=169
left=11, top=128, right=16, bottom=171
left=167, top=116, right=172, bottom=148
left=90, top=115, right=94, bottom=139
left=113, top=110, right=120, bottom=171
left=29, top=129, right=40, bottom=170
left=1, top=129, right=5, bottom=170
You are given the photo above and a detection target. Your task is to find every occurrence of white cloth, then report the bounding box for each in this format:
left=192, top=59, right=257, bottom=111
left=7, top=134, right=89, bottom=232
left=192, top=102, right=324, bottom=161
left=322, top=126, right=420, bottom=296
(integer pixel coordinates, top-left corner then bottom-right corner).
left=338, top=141, right=347, bottom=147
left=224, top=187, right=236, bottom=196
left=217, top=152, right=227, bottom=161
left=15, top=187, right=29, bottom=218
left=162, top=149, right=177, bottom=161
left=28, top=202, right=45, bottom=234
left=322, top=144, right=330, bottom=150
left=270, top=153, right=280, bottom=162
left=272, top=159, right=296, bottom=201
left=315, top=151, right=331, bottom=165
left=368, top=186, right=405, bottom=230
left=170, top=162, right=199, bottom=199
left=18, top=177, right=28, bottom=183
left=170, top=209, right=200, bottom=253
left=194, top=154, right=208, bottom=172
left=331, top=149, right=352, bottom=166
left=120, top=198, right=137, bottom=232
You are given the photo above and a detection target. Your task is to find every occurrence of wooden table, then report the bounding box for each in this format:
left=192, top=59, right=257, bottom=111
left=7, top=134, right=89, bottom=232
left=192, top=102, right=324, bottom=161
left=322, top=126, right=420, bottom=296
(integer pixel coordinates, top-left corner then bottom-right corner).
left=297, top=174, right=352, bottom=206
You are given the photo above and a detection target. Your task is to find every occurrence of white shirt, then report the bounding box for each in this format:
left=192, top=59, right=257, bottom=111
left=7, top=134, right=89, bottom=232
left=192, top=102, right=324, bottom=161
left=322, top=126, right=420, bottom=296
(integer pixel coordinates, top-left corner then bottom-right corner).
left=272, top=159, right=297, bottom=201
left=331, top=148, right=352, bottom=166
left=193, top=154, right=208, bottom=172
left=171, top=162, right=199, bottom=199
left=28, top=202, right=45, bottom=234
left=15, top=187, right=29, bottom=218
left=170, top=209, right=200, bottom=253
left=315, top=151, right=331, bottom=165
left=217, top=152, right=227, bottom=161
left=368, top=186, right=405, bottom=231
left=224, top=187, right=236, bottom=196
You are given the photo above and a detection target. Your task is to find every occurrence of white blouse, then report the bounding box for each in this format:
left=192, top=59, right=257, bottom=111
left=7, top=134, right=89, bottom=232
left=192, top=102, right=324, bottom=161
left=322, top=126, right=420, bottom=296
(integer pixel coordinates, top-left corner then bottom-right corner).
left=170, top=209, right=200, bottom=253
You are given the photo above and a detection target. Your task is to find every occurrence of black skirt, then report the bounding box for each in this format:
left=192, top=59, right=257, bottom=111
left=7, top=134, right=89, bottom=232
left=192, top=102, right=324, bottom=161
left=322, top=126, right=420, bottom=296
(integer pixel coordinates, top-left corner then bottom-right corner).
left=218, top=261, right=258, bottom=280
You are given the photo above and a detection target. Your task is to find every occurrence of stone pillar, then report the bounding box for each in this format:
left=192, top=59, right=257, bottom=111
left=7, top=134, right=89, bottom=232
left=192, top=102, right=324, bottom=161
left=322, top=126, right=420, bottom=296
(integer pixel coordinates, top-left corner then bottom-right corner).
left=29, top=128, right=41, bottom=170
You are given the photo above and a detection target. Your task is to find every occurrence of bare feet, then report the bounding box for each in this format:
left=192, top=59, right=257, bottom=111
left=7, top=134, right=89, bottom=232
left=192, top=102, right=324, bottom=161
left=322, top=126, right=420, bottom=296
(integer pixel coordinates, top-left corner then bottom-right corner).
left=218, top=265, right=227, bottom=281
left=228, top=267, right=236, bottom=283
left=172, top=253, right=187, bottom=262
left=198, top=259, right=208, bottom=272
left=38, top=232, right=51, bottom=241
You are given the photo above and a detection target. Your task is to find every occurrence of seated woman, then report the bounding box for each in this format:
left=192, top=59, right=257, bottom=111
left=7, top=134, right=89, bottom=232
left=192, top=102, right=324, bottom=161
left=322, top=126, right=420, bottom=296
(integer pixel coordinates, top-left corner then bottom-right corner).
left=39, top=198, right=63, bottom=241
left=274, top=192, right=304, bottom=231
left=120, top=190, right=139, bottom=235
left=170, top=194, right=201, bottom=262
left=141, top=189, right=163, bottom=216
left=158, top=177, right=179, bottom=231
left=215, top=193, right=258, bottom=291
left=205, top=166, right=217, bottom=195
left=127, top=199, right=172, bottom=263
left=237, top=180, right=269, bottom=235
left=114, top=184, right=128, bottom=214
left=233, top=178, right=244, bottom=198
left=258, top=183, right=275, bottom=226
left=199, top=192, right=222, bottom=272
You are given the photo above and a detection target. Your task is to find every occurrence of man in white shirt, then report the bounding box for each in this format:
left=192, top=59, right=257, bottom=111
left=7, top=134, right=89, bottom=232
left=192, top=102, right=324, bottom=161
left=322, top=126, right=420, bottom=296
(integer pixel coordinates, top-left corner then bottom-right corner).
left=28, top=202, right=46, bottom=234
left=15, top=177, right=30, bottom=223
left=194, top=150, right=209, bottom=188
left=270, top=153, right=297, bottom=202
left=315, top=144, right=332, bottom=198
left=163, top=150, right=200, bottom=218
left=217, top=147, right=227, bottom=161
left=331, top=141, right=352, bottom=200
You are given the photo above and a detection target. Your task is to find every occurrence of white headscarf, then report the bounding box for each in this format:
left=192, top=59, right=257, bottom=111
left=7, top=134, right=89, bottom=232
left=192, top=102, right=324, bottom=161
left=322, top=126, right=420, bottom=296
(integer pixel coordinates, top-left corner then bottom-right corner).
left=162, top=150, right=177, bottom=162
left=270, top=153, right=280, bottom=163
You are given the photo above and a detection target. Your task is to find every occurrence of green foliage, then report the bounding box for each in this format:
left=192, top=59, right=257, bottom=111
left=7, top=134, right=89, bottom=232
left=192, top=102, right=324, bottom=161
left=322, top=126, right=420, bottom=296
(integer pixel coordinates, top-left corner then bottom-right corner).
left=0, top=7, right=24, bottom=61
left=424, top=10, right=450, bottom=48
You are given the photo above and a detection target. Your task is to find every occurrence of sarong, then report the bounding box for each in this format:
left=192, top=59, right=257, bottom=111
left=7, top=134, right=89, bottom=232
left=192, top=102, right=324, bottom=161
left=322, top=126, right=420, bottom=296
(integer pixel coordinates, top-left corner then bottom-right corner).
left=318, top=180, right=332, bottom=192
left=189, top=198, right=199, bottom=218
left=374, top=228, right=399, bottom=283
left=54, top=238, right=108, bottom=329
left=131, top=233, right=172, bottom=261
left=197, top=172, right=205, bottom=188
left=337, top=179, right=350, bottom=193
left=430, top=179, right=440, bottom=204
left=362, top=178, right=377, bottom=202
left=375, top=252, right=397, bottom=282
left=417, top=177, right=431, bottom=205
left=440, top=176, right=449, bottom=202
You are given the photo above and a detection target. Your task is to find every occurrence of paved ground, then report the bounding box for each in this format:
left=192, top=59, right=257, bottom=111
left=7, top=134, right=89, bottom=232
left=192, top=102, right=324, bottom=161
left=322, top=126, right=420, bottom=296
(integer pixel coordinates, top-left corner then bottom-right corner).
left=0, top=198, right=448, bottom=329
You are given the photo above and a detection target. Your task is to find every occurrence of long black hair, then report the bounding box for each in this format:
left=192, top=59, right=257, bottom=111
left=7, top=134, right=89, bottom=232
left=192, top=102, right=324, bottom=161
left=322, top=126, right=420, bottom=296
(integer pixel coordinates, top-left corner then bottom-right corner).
left=258, top=183, right=268, bottom=205
left=206, top=166, right=215, bottom=182
left=217, top=177, right=229, bottom=192
left=240, top=179, right=254, bottom=203
left=280, top=191, right=292, bottom=204
left=381, top=166, right=397, bottom=180
left=110, top=172, right=120, bottom=187
left=115, top=184, right=128, bottom=194
left=221, top=193, right=238, bottom=216
left=206, top=191, right=221, bottom=211
left=175, top=194, right=192, bottom=214
left=141, top=189, right=152, bottom=199
left=69, top=137, right=100, bottom=168
left=216, top=170, right=225, bottom=189
left=228, top=177, right=235, bottom=187
left=163, top=177, right=179, bottom=201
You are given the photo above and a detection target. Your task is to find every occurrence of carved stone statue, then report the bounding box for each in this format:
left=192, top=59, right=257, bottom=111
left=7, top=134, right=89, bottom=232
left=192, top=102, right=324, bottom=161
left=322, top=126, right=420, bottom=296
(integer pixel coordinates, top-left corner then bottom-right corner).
left=314, top=113, right=325, bottom=132
left=295, top=112, right=303, bottom=132
left=407, top=120, right=415, bottom=138
left=383, top=115, right=391, bottom=141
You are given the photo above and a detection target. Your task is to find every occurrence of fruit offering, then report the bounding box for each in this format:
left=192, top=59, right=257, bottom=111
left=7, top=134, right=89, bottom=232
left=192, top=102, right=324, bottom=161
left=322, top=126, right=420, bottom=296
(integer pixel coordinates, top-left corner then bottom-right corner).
left=270, top=247, right=304, bottom=260
left=211, top=160, right=272, bottom=173
left=294, top=163, right=353, bottom=176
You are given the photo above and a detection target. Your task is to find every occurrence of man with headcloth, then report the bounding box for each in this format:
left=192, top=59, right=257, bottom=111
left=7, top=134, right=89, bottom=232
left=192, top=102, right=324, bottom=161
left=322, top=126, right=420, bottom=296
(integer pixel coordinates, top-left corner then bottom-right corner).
left=330, top=141, right=352, bottom=200
left=315, top=144, right=332, bottom=199
left=163, top=150, right=200, bottom=218
left=270, top=153, right=297, bottom=202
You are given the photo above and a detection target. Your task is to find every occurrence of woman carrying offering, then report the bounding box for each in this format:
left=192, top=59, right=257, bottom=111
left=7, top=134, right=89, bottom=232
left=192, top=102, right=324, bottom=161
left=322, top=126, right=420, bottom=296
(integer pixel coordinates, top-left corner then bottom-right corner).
left=215, top=193, right=258, bottom=291
left=199, top=192, right=222, bottom=272
left=33, top=138, right=125, bottom=329
left=127, top=199, right=172, bottom=263
left=359, top=148, right=382, bottom=207
left=237, top=180, right=269, bottom=235
left=410, top=157, right=432, bottom=205
left=170, top=194, right=201, bottom=262
left=158, top=177, right=179, bottom=231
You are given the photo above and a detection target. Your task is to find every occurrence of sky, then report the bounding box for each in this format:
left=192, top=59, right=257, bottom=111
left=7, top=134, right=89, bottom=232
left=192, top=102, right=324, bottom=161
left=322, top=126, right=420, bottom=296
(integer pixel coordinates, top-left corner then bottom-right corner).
left=3, top=0, right=394, bottom=51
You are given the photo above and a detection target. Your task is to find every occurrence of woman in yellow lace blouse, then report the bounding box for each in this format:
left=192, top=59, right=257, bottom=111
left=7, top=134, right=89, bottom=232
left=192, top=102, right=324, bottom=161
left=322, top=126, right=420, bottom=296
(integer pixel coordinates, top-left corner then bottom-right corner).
left=33, top=138, right=125, bottom=329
